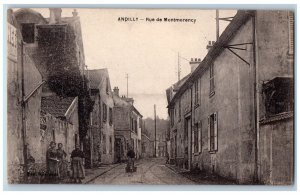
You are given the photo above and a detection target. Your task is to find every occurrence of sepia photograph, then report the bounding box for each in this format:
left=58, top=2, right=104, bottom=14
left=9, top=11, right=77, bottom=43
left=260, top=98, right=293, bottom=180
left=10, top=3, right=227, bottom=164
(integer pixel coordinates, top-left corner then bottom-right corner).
left=6, top=5, right=294, bottom=187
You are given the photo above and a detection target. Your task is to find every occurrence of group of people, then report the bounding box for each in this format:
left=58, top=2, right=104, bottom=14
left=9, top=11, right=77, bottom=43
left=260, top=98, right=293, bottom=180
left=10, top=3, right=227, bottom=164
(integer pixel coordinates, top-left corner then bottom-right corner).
left=46, top=141, right=85, bottom=183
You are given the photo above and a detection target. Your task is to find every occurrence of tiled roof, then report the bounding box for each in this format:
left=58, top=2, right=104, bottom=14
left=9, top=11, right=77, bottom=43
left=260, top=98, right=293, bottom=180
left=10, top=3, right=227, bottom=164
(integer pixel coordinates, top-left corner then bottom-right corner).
left=260, top=111, right=294, bottom=125
left=88, top=69, right=107, bottom=89
left=41, top=95, right=75, bottom=118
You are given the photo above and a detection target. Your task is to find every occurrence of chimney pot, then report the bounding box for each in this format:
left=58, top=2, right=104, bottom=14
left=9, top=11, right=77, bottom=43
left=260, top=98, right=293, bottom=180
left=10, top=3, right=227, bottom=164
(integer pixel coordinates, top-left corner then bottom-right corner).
left=49, top=8, right=62, bottom=24
left=113, top=86, right=119, bottom=96
left=72, top=9, right=78, bottom=17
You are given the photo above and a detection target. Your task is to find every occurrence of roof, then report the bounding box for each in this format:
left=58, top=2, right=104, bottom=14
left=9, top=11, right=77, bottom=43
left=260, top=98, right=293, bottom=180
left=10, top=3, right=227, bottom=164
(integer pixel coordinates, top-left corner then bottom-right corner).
left=88, top=69, right=108, bottom=89
left=168, top=10, right=254, bottom=107
left=260, top=111, right=294, bottom=125
left=14, top=8, right=47, bottom=23
left=166, top=73, right=191, bottom=105
left=41, top=95, right=76, bottom=119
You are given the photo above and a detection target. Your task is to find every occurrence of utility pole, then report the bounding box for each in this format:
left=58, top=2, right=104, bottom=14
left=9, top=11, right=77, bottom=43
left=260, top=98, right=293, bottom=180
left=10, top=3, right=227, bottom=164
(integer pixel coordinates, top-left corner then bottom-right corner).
left=216, top=9, right=220, bottom=41
left=177, top=52, right=181, bottom=81
left=126, top=73, right=129, bottom=98
left=154, top=104, right=157, bottom=158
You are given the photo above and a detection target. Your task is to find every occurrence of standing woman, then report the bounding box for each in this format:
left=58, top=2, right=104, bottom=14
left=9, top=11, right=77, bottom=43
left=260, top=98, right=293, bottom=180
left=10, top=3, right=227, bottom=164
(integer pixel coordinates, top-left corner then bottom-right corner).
left=70, top=144, right=85, bottom=183
left=57, top=143, right=67, bottom=180
left=46, top=141, right=59, bottom=183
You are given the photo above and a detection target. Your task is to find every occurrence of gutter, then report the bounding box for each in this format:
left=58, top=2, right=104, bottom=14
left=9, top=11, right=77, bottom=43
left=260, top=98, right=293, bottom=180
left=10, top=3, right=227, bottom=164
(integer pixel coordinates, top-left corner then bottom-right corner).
left=252, top=12, right=259, bottom=183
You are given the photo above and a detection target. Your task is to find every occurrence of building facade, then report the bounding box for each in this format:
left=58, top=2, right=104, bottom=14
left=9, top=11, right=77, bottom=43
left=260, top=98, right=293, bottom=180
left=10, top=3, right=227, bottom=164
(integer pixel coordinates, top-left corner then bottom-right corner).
left=7, top=8, right=86, bottom=183
left=166, top=10, right=294, bottom=184
left=113, top=87, right=143, bottom=162
left=87, top=69, right=115, bottom=165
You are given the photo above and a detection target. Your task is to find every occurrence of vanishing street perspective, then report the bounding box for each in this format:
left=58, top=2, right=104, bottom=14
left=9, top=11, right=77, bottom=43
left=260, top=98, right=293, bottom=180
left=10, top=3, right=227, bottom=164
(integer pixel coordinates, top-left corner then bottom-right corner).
left=7, top=8, right=294, bottom=185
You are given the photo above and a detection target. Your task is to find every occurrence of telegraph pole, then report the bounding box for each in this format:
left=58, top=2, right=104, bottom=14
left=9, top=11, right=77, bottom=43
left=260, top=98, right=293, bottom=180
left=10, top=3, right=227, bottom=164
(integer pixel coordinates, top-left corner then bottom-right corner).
left=177, top=52, right=180, bottom=81
left=126, top=73, right=129, bottom=98
left=216, top=9, right=220, bottom=41
left=154, top=104, right=157, bottom=157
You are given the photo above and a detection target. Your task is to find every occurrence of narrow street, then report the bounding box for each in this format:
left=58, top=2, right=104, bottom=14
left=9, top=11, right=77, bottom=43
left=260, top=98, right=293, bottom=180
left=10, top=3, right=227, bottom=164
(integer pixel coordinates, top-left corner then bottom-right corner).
left=88, top=158, right=196, bottom=185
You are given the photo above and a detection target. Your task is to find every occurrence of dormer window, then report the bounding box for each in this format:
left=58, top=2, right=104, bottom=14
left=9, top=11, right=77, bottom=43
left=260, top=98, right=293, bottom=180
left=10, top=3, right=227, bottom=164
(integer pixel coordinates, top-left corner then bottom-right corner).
left=21, top=23, right=35, bottom=43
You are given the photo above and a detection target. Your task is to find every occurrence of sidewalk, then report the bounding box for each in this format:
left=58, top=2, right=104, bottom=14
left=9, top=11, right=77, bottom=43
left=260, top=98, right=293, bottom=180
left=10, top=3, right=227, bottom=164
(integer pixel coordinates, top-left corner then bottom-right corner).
left=165, top=164, right=237, bottom=185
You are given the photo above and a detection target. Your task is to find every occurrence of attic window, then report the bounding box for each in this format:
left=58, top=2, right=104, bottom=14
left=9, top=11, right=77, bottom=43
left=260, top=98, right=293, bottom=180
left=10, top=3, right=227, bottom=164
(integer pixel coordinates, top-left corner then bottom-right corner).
left=21, top=23, right=35, bottom=43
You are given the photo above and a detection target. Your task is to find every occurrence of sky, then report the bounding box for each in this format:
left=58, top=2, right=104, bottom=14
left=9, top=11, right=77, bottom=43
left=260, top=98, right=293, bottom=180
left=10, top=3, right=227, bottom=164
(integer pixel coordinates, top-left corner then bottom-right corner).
left=28, top=8, right=236, bottom=119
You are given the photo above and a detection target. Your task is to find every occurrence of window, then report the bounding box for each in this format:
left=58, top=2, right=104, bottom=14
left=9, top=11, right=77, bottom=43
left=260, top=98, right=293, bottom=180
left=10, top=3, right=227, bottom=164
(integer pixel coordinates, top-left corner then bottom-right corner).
left=288, top=11, right=294, bottom=55
left=103, top=103, right=107, bottom=122
left=103, top=134, right=106, bottom=154
left=109, top=107, right=113, bottom=125
left=134, top=120, right=137, bottom=133
left=208, top=113, right=218, bottom=152
left=109, top=136, right=112, bottom=154
left=170, top=109, right=174, bottom=127
left=21, top=23, right=35, bottom=43
left=194, top=80, right=199, bottom=106
left=106, top=78, right=109, bottom=94
left=263, top=77, right=294, bottom=116
left=209, top=63, right=215, bottom=96
left=178, top=100, right=181, bottom=121
left=193, top=123, right=199, bottom=153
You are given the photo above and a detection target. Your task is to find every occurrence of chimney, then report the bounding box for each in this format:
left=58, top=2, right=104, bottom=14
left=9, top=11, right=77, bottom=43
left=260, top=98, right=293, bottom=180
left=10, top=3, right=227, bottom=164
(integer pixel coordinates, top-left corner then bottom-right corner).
left=189, top=58, right=201, bottom=72
left=72, top=9, right=78, bottom=17
left=49, top=8, right=62, bottom=24
left=113, top=87, right=119, bottom=96
left=206, top=41, right=215, bottom=51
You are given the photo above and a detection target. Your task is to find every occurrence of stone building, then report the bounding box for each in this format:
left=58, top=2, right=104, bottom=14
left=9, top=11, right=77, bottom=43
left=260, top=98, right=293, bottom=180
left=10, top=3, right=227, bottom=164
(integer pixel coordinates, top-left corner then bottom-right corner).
left=87, top=69, right=115, bottom=165
left=7, top=8, right=86, bottom=183
left=113, top=88, right=143, bottom=162
left=166, top=10, right=294, bottom=184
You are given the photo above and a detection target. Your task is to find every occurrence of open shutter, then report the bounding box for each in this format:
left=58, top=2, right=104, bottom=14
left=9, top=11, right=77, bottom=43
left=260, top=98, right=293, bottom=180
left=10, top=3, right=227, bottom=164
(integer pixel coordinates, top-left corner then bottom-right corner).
left=192, top=129, right=194, bottom=154
left=208, top=116, right=210, bottom=151
left=199, top=121, right=202, bottom=152
left=214, top=112, right=218, bottom=151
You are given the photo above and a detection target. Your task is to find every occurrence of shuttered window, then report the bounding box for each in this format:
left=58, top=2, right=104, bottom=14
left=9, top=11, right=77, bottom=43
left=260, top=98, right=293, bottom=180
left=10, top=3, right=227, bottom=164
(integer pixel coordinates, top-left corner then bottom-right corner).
left=208, top=112, right=218, bottom=152
left=209, top=63, right=215, bottom=96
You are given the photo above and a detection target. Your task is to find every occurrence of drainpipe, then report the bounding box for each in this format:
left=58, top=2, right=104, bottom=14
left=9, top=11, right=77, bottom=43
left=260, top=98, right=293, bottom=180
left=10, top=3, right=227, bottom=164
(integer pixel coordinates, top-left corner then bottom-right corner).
left=252, top=12, right=259, bottom=183
left=190, top=85, right=193, bottom=170
left=20, top=41, right=28, bottom=182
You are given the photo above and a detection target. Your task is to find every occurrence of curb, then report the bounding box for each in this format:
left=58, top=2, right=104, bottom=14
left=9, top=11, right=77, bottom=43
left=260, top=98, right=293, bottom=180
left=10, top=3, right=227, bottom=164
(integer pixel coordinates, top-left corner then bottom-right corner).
left=84, top=163, right=124, bottom=184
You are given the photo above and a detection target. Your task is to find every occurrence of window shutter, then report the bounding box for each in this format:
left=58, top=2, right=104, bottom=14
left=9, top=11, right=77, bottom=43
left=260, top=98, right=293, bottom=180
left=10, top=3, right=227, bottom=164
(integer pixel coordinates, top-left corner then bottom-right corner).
left=192, top=129, right=195, bottom=154
left=214, top=112, right=218, bottom=151
left=199, top=121, right=202, bottom=152
left=208, top=116, right=210, bottom=151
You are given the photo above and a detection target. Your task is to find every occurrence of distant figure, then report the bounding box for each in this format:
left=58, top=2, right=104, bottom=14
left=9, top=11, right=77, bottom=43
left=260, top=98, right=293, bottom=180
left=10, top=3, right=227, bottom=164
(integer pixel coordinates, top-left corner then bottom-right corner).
left=127, top=146, right=136, bottom=172
left=46, top=141, right=59, bottom=183
left=57, top=143, right=67, bottom=180
left=70, top=144, right=85, bottom=183
left=165, top=152, right=170, bottom=164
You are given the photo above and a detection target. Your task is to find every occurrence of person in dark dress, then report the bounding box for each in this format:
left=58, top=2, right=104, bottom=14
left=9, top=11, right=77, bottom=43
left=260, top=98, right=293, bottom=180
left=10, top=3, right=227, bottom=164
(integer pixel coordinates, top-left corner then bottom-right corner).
left=57, top=143, right=67, bottom=180
left=70, top=144, right=85, bottom=183
left=126, top=146, right=135, bottom=172
left=46, top=141, right=59, bottom=183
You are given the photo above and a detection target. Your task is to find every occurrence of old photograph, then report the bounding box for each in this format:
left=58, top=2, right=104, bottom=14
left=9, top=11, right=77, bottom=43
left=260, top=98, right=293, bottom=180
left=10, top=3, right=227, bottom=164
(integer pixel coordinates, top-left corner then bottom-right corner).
left=6, top=7, right=294, bottom=185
